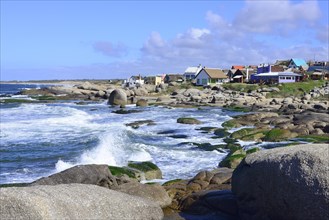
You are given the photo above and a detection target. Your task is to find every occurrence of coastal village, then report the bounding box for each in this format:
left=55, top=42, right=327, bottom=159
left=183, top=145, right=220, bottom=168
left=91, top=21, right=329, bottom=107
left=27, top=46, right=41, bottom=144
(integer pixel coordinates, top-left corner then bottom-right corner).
left=122, top=58, right=329, bottom=88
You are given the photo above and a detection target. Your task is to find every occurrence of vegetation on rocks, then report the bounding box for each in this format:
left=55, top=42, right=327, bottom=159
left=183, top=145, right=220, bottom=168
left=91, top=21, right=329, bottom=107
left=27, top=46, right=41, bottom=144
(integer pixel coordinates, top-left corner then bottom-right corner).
left=177, top=117, right=202, bottom=124
left=221, top=119, right=240, bottom=129
left=213, top=128, right=230, bottom=138
left=108, top=166, right=137, bottom=179
left=112, top=109, right=142, bottom=114
left=127, top=161, right=162, bottom=180
left=297, top=134, right=329, bottom=143
left=263, top=129, right=297, bottom=142
left=219, top=149, right=246, bottom=169
left=0, top=99, right=35, bottom=103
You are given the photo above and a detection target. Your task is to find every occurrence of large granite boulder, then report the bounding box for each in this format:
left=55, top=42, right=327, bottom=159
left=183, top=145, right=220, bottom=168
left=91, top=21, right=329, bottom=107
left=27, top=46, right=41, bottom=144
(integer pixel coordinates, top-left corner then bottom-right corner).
left=232, top=144, right=329, bottom=220
left=31, top=164, right=119, bottom=188
left=108, top=89, right=127, bottom=106
left=0, top=184, right=163, bottom=220
left=116, top=182, right=171, bottom=208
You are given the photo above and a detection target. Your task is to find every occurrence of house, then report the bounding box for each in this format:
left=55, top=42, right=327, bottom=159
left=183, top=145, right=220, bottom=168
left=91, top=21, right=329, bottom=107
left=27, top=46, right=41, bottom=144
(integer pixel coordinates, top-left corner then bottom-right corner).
left=228, top=68, right=255, bottom=83
left=122, top=75, right=144, bottom=88
left=288, top=58, right=309, bottom=70
left=164, top=74, right=184, bottom=83
left=183, top=65, right=202, bottom=80
left=250, top=72, right=302, bottom=84
left=144, top=75, right=165, bottom=85
left=231, top=69, right=247, bottom=83
left=257, top=64, right=284, bottom=74
left=195, top=68, right=228, bottom=86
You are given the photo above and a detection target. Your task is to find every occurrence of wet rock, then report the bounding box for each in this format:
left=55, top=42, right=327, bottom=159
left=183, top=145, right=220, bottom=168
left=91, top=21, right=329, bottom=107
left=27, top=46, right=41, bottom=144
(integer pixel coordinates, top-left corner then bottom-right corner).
left=125, top=120, right=155, bottom=129
left=177, top=117, right=202, bottom=125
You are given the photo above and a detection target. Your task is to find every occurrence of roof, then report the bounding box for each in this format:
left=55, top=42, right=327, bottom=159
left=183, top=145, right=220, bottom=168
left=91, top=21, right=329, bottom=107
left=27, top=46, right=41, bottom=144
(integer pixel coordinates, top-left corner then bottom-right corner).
left=203, top=68, right=227, bottom=79
left=231, top=65, right=245, bottom=70
left=184, top=66, right=202, bottom=75
left=290, top=58, right=307, bottom=67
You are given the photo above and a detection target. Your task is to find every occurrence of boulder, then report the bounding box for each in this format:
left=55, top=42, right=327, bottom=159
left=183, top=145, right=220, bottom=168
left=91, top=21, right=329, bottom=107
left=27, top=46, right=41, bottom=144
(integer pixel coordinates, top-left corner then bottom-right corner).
left=116, top=182, right=171, bottom=208
left=232, top=144, right=329, bottom=220
left=136, top=99, right=148, bottom=107
left=128, top=161, right=162, bottom=180
left=108, top=89, right=127, bottom=106
left=0, top=184, right=163, bottom=220
left=31, top=164, right=118, bottom=188
left=177, top=117, right=202, bottom=125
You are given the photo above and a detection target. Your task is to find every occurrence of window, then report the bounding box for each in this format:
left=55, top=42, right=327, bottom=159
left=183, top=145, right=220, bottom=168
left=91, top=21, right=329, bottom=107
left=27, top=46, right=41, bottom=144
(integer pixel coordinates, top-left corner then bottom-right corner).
left=286, top=77, right=292, bottom=80
left=280, top=76, right=285, bottom=79
left=197, top=79, right=200, bottom=84
left=202, top=79, right=207, bottom=85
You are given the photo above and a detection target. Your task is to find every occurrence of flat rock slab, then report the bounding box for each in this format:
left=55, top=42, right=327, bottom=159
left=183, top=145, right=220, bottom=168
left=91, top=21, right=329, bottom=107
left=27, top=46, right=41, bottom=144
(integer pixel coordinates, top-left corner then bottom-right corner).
left=0, top=184, right=163, bottom=220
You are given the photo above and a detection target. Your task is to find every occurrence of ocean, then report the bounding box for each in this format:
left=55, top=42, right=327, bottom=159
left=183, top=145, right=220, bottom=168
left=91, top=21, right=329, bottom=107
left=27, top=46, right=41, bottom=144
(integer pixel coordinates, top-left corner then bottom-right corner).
left=0, top=83, right=247, bottom=184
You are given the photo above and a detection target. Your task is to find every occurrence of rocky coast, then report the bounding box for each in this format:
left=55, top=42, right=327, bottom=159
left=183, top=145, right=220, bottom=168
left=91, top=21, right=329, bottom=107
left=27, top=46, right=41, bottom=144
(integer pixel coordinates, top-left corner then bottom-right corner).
left=1, top=80, right=329, bottom=219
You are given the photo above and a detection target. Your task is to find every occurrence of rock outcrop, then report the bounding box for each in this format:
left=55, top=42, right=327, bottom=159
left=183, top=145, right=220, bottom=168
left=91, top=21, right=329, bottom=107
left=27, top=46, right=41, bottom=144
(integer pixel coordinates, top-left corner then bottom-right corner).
left=116, top=182, right=171, bottom=208
left=31, top=164, right=119, bottom=188
left=0, top=184, right=163, bottom=220
left=108, top=89, right=127, bottom=106
left=232, top=144, right=329, bottom=220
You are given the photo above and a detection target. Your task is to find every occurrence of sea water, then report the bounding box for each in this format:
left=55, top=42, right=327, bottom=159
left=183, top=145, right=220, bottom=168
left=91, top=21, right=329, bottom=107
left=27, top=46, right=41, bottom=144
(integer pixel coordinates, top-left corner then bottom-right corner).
left=0, top=84, right=241, bottom=184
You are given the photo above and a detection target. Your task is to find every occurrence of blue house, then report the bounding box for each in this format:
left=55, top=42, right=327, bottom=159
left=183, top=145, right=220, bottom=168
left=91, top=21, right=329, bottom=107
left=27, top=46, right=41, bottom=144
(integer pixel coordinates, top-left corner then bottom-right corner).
left=250, top=72, right=302, bottom=84
left=288, top=58, right=308, bottom=70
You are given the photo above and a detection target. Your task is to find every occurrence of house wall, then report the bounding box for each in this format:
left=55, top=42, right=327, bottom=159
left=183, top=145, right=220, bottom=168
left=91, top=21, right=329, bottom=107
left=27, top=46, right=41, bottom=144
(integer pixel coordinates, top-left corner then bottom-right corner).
left=278, top=76, right=296, bottom=83
left=155, top=76, right=162, bottom=85
left=195, top=70, right=209, bottom=86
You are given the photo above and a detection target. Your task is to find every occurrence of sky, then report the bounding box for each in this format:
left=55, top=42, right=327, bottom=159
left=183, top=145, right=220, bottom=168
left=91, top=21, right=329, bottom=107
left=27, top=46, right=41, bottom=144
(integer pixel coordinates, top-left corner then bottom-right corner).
left=1, top=0, right=328, bottom=80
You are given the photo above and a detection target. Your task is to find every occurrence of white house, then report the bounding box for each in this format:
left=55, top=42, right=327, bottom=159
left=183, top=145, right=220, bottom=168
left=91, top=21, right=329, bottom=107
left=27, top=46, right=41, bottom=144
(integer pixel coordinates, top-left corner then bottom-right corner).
left=250, top=72, right=302, bottom=84
left=195, top=68, right=228, bottom=86
left=122, top=75, right=144, bottom=88
left=183, top=65, right=202, bottom=80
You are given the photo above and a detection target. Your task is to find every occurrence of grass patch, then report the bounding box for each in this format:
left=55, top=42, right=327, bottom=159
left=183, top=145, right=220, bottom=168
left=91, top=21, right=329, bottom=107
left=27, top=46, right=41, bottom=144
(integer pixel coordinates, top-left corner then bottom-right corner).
left=266, top=80, right=326, bottom=98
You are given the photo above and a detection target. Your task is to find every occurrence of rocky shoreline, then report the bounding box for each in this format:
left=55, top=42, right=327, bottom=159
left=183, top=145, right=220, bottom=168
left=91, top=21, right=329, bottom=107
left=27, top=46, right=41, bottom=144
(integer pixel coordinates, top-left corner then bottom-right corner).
left=1, top=80, right=329, bottom=219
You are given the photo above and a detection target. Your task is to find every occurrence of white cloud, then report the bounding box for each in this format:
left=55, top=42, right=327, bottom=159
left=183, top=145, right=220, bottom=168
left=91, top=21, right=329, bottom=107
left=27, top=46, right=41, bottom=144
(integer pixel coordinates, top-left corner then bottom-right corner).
left=234, top=0, right=321, bottom=34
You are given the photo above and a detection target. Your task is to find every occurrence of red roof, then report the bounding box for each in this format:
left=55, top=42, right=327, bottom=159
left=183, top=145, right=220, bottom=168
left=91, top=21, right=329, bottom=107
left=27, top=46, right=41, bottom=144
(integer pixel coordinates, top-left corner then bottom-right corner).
left=231, top=65, right=245, bottom=70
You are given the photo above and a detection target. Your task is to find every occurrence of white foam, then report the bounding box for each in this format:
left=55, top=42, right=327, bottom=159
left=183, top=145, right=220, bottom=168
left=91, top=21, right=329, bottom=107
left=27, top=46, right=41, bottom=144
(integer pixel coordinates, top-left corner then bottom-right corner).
left=55, top=129, right=131, bottom=172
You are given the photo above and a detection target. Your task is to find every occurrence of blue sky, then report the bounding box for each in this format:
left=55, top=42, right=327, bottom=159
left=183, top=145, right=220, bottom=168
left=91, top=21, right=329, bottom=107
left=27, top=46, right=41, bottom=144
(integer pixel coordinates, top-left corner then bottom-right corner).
left=1, top=0, right=328, bottom=80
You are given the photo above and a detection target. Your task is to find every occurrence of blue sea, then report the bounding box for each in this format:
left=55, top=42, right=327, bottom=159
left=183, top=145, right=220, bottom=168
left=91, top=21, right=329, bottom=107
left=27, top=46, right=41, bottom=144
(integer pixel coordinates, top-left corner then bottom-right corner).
left=0, top=83, right=259, bottom=184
